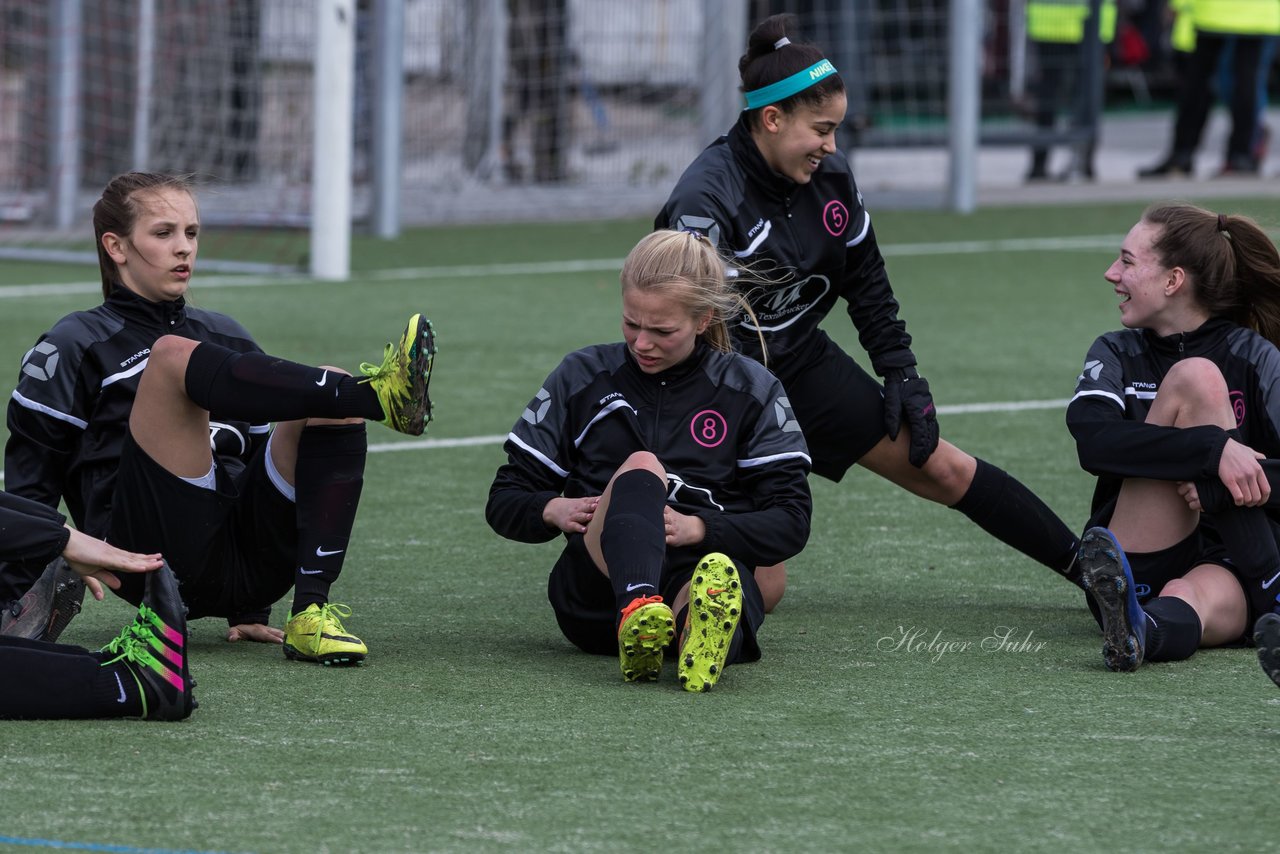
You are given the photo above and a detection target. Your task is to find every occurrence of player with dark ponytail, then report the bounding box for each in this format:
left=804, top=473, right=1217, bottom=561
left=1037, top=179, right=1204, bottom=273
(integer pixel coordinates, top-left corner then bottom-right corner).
left=657, top=14, right=1081, bottom=607
left=1069, top=201, right=1280, bottom=685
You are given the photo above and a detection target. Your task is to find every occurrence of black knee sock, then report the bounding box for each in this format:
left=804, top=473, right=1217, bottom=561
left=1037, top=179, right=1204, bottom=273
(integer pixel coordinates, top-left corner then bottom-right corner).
left=183, top=343, right=382, bottom=423
left=291, top=424, right=368, bottom=616
left=0, top=639, right=145, bottom=719
left=1143, top=596, right=1202, bottom=662
left=599, top=470, right=668, bottom=618
left=951, top=459, right=1081, bottom=581
left=1197, top=459, right=1280, bottom=513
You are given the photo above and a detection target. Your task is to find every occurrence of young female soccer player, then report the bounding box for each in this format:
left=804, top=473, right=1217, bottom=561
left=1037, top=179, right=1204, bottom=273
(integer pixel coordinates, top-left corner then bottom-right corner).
left=1068, top=202, right=1280, bottom=681
left=3, top=172, right=436, bottom=664
left=486, top=230, right=812, bottom=691
left=0, top=489, right=193, bottom=720
left=655, top=14, right=1081, bottom=605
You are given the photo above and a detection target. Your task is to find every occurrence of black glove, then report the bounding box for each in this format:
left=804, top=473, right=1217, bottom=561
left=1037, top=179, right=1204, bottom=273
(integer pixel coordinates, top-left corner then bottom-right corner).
left=882, top=367, right=940, bottom=468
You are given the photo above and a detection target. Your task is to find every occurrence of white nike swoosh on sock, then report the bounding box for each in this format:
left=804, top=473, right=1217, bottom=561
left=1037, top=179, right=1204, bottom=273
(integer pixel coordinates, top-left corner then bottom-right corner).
left=114, top=672, right=127, bottom=704
left=625, top=582, right=655, bottom=592
left=298, top=568, right=325, bottom=575
left=1263, top=569, right=1280, bottom=590
left=315, top=547, right=344, bottom=557
left=316, top=370, right=329, bottom=387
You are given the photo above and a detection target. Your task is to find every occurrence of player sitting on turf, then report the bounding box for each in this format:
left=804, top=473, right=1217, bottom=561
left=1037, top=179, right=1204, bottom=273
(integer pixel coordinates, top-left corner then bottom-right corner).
left=1, top=172, right=436, bottom=666
left=486, top=230, right=812, bottom=692
left=1068, top=202, right=1280, bottom=685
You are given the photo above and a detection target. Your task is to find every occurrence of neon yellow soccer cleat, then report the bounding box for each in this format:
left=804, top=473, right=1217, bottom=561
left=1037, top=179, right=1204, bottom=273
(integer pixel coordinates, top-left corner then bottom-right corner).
left=359, top=313, right=437, bottom=436
left=678, top=553, right=743, bottom=692
left=283, top=603, right=367, bottom=666
left=617, top=595, right=674, bottom=682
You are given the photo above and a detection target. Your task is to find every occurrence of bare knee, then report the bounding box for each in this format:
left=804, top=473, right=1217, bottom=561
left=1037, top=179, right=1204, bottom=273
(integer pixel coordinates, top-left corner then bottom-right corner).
left=617, top=451, right=666, bottom=480
left=1153, top=358, right=1233, bottom=429
left=147, top=335, right=200, bottom=381
left=918, top=441, right=977, bottom=504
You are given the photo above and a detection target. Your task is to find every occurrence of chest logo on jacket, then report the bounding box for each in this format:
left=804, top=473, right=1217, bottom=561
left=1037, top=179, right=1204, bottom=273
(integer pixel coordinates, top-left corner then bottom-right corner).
left=744, top=275, right=831, bottom=331
left=1231, top=390, right=1246, bottom=427
left=822, top=200, right=849, bottom=237
left=690, top=409, right=728, bottom=448
left=20, top=341, right=59, bottom=382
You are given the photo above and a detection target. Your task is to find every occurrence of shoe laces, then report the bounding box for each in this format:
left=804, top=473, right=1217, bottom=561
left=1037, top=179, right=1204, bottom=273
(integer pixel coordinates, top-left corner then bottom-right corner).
left=618, top=595, right=665, bottom=635
left=297, top=602, right=354, bottom=641
left=358, top=341, right=402, bottom=384
left=100, top=627, right=160, bottom=671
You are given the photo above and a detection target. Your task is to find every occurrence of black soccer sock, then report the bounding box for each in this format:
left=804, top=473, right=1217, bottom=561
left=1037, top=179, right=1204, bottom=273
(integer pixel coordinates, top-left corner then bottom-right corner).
left=291, top=424, right=368, bottom=615
left=951, top=459, right=1081, bottom=582
left=1143, top=596, right=1202, bottom=662
left=1197, top=459, right=1280, bottom=513
left=0, top=637, right=144, bottom=719
left=599, top=470, right=668, bottom=619
left=183, top=342, right=383, bottom=423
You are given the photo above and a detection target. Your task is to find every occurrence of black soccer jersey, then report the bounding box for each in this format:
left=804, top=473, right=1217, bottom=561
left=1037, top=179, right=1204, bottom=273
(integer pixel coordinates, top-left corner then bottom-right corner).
left=656, top=117, right=916, bottom=381
left=5, top=285, right=269, bottom=538
left=1067, top=317, right=1280, bottom=516
left=486, top=342, right=813, bottom=569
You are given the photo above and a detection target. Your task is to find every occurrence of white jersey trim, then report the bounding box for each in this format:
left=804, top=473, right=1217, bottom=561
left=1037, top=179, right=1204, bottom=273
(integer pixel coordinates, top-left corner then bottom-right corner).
left=101, top=358, right=148, bottom=389
left=574, top=399, right=635, bottom=448
left=845, top=211, right=871, bottom=247
left=734, top=221, right=772, bottom=258
left=1070, top=389, right=1124, bottom=408
left=738, top=450, right=812, bottom=469
left=508, top=431, right=571, bottom=479
left=10, top=390, right=88, bottom=430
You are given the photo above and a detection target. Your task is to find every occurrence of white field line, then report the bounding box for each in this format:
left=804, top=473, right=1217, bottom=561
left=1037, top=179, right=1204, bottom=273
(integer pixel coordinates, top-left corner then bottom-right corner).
left=0, top=234, right=1127, bottom=297
left=0, top=398, right=1069, bottom=483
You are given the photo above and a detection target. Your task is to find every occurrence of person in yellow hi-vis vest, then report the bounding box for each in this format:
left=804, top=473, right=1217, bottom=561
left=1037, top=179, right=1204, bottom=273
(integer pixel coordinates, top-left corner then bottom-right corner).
left=1026, top=0, right=1117, bottom=181
left=1140, top=0, right=1280, bottom=177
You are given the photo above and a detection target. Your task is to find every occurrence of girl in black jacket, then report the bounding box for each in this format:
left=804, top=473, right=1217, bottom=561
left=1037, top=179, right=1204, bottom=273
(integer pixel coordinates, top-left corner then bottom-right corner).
left=3, top=172, right=435, bottom=665
left=1068, top=201, right=1280, bottom=685
left=656, top=14, right=1081, bottom=607
left=487, top=230, right=812, bottom=692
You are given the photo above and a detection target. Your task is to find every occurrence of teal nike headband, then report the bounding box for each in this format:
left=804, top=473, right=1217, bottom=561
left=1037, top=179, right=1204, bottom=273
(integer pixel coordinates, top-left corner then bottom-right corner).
left=743, top=59, right=839, bottom=110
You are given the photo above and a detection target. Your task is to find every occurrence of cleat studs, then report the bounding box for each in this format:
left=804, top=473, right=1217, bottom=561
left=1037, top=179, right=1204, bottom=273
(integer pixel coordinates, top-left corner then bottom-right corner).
left=695, top=575, right=704, bottom=585
left=709, top=664, right=718, bottom=675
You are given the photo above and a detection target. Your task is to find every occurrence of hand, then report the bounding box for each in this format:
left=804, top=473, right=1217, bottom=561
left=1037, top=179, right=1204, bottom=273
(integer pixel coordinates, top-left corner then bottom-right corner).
left=543, top=496, right=600, bottom=534
left=1214, top=439, right=1269, bottom=507
left=664, top=507, right=706, bottom=548
left=883, top=367, right=940, bottom=468
left=60, top=527, right=164, bottom=601
left=227, top=623, right=284, bottom=644
left=1177, top=481, right=1204, bottom=512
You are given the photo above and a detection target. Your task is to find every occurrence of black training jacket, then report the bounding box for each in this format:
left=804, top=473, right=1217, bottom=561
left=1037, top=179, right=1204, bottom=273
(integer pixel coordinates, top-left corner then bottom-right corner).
left=656, top=116, right=916, bottom=382
left=5, top=285, right=269, bottom=538
left=1067, top=317, right=1280, bottom=516
left=486, top=342, right=813, bottom=569
left=0, top=489, right=70, bottom=565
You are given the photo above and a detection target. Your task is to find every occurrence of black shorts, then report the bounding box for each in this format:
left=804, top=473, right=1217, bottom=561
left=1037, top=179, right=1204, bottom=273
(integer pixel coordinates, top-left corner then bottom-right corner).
left=546, top=535, right=765, bottom=663
left=777, top=332, right=887, bottom=482
left=1079, top=521, right=1255, bottom=638
left=109, top=431, right=296, bottom=619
